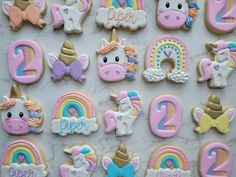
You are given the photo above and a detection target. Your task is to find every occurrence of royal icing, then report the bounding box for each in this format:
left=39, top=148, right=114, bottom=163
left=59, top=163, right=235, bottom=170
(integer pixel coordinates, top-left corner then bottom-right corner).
left=199, top=142, right=233, bottom=177
left=205, top=0, right=236, bottom=34
left=51, top=0, right=91, bottom=34
left=7, top=39, right=44, bottom=85
left=197, top=41, right=236, bottom=88
left=102, top=144, right=140, bottom=177
left=60, top=144, right=97, bottom=177
left=145, top=146, right=192, bottom=177
left=51, top=92, right=98, bottom=136
left=157, top=0, right=199, bottom=30
left=143, top=35, right=190, bottom=83
left=149, top=95, right=183, bottom=138
left=1, top=139, right=48, bottom=177
left=96, top=0, right=147, bottom=31
left=0, top=84, right=44, bottom=135
left=47, top=40, right=89, bottom=83
left=193, top=95, right=235, bottom=134
left=97, top=29, right=138, bottom=82
left=104, top=90, right=142, bottom=136
left=2, top=0, right=47, bottom=31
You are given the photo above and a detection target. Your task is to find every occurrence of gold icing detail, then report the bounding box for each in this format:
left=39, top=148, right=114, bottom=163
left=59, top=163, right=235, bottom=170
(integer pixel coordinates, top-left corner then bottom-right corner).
left=110, top=28, right=118, bottom=42
left=59, top=41, right=77, bottom=65
left=10, top=83, right=21, bottom=98
left=15, top=0, right=31, bottom=10
left=113, top=144, right=130, bottom=168
left=204, top=95, right=224, bottom=119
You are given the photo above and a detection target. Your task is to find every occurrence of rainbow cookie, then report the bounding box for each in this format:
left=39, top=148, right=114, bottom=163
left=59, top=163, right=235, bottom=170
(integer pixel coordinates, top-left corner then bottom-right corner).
left=0, top=83, right=44, bottom=135
left=96, top=0, right=147, bottom=31
left=60, top=144, right=97, bottom=177
left=145, top=145, right=192, bottom=177
left=51, top=92, right=98, bottom=136
left=1, top=139, right=48, bottom=177
left=143, top=35, right=190, bottom=84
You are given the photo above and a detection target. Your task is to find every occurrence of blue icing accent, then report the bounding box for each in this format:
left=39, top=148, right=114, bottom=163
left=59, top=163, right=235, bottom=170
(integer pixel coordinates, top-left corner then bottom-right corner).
left=128, top=57, right=138, bottom=64
left=126, top=72, right=135, bottom=80
left=157, top=102, right=166, bottom=130
left=228, top=43, right=236, bottom=49
left=188, top=2, right=199, bottom=10
left=112, top=0, right=132, bottom=8
left=160, top=156, right=179, bottom=169
left=128, top=91, right=138, bottom=97
left=12, top=150, right=32, bottom=164
left=106, top=163, right=136, bottom=177
left=63, top=102, right=84, bottom=117
left=81, top=147, right=91, bottom=154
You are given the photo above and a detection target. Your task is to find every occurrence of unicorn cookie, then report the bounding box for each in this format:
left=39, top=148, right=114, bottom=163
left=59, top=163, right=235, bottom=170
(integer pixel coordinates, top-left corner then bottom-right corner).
left=102, top=144, right=140, bottom=177
left=143, top=35, right=190, bottom=83
left=96, top=0, right=147, bottom=31
left=97, top=29, right=138, bottom=82
left=197, top=41, right=236, bottom=88
left=60, top=144, right=97, bottom=177
left=156, top=0, right=199, bottom=30
left=104, top=90, right=142, bottom=136
left=2, top=0, right=47, bottom=31
left=192, top=95, right=235, bottom=134
left=0, top=84, right=44, bottom=135
left=51, top=0, right=92, bottom=34
left=1, top=139, right=49, bottom=177
left=47, top=40, right=89, bottom=83
left=145, top=145, right=192, bottom=177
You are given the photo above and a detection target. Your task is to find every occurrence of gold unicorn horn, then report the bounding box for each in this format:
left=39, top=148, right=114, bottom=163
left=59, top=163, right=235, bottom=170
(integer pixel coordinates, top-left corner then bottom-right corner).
left=10, top=83, right=21, bottom=98
left=15, top=0, right=31, bottom=10
left=113, top=144, right=130, bottom=168
left=204, top=95, right=224, bottom=119
left=110, top=28, right=119, bottom=42
left=59, top=40, right=77, bottom=65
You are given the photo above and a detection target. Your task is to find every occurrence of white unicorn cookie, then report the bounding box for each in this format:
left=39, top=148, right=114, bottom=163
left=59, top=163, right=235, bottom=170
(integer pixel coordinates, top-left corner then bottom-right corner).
left=0, top=84, right=44, bottom=135
left=104, top=90, right=143, bottom=136
left=197, top=41, right=236, bottom=88
left=60, top=144, right=97, bottom=177
left=51, top=0, right=92, bottom=34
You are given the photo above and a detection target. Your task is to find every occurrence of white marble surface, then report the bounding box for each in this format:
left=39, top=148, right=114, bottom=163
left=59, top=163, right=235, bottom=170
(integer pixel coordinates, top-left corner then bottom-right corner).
left=0, top=0, right=236, bottom=177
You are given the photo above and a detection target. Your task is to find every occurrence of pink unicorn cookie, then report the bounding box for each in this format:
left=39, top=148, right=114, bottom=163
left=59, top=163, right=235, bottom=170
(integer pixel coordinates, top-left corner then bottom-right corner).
left=47, top=40, right=89, bottom=83
left=197, top=41, right=236, bottom=88
left=199, top=142, right=233, bottom=177
left=104, top=90, right=143, bottom=136
left=156, top=0, right=199, bottom=30
left=96, top=29, right=138, bottom=82
left=2, top=0, right=47, bottom=31
left=0, top=84, right=44, bottom=135
left=51, top=0, right=92, bottom=34
left=60, top=144, right=97, bottom=177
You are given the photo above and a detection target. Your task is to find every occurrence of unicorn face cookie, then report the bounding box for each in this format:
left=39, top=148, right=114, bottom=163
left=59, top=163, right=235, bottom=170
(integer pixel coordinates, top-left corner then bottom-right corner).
left=145, top=145, right=192, bottom=177
left=104, top=90, right=142, bottom=136
left=51, top=0, right=92, bottom=34
left=197, top=41, right=236, bottom=88
left=0, top=84, right=44, bottom=135
left=143, top=35, right=190, bottom=83
left=156, top=0, right=199, bottom=30
left=47, top=40, right=89, bottom=83
left=51, top=92, right=98, bottom=136
left=96, top=0, right=147, bottom=31
left=97, top=29, right=138, bottom=82
left=192, top=95, right=235, bottom=134
left=1, top=139, right=49, bottom=177
left=2, top=0, right=47, bottom=31
left=60, top=144, right=97, bottom=177
left=102, top=144, right=140, bottom=177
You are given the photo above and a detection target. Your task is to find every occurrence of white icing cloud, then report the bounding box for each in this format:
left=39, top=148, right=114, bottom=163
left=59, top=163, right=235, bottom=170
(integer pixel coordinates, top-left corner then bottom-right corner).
left=143, top=69, right=166, bottom=82
left=167, top=69, right=190, bottom=83
left=145, top=168, right=192, bottom=177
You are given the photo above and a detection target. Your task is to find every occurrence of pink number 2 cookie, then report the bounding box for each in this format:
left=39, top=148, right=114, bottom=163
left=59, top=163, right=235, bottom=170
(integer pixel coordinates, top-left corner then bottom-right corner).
left=7, top=39, right=44, bottom=84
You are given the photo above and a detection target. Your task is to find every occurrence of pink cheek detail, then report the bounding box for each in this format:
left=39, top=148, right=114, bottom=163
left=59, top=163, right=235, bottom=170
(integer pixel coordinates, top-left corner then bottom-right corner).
left=3, top=118, right=30, bottom=135
left=158, top=11, right=186, bottom=29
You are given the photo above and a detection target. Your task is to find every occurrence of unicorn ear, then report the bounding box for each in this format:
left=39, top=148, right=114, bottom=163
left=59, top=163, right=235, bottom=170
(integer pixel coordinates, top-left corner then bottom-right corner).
left=130, top=157, right=140, bottom=171
left=64, top=147, right=72, bottom=154
left=19, top=95, right=27, bottom=103
left=78, top=55, right=90, bottom=70
left=225, top=108, right=235, bottom=122
left=47, top=53, right=58, bottom=69
left=102, top=39, right=109, bottom=48
left=102, top=156, right=112, bottom=171
left=34, top=0, right=47, bottom=13
left=2, top=1, right=12, bottom=15
left=119, top=38, right=126, bottom=48
left=2, top=96, right=9, bottom=103
left=193, top=107, right=205, bottom=122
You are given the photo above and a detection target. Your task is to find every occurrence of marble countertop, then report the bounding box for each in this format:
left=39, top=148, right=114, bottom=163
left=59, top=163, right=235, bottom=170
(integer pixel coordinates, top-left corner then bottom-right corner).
left=0, top=0, right=236, bottom=177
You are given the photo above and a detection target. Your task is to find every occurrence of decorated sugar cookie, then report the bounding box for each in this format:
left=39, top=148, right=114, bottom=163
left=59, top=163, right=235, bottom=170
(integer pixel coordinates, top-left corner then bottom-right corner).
left=197, top=41, right=236, bottom=88
left=199, top=142, right=233, bottom=177
left=1, top=139, right=49, bottom=177
left=97, top=29, right=138, bottom=82
left=143, top=35, right=190, bottom=83
left=145, top=145, right=192, bottom=177
left=2, top=0, right=47, bottom=31
left=156, top=0, right=199, bottom=30
left=51, top=92, right=98, bottom=136
left=60, top=144, right=97, bottom=177
left=96, top=0, right=147, bottom=31
left=47, top=40, right=89, bottom=83
left=102, top=144, right=140, bottom=177
left=193, top=95, right=235, bottom=134
left=205, top=0, right=236, bottom=34
left=149, top=95, right=183, bottom=138
left=0, top=84, right=44, bottom=135
left=7, top=39, right=44, bottom=84
left=104, top=90, right=142, bottom=136
left=51, top=0, right=92, bottom=34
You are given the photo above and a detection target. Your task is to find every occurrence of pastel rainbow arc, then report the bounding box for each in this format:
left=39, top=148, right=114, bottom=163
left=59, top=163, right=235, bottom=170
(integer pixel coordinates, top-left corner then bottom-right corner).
left=99, top=0, right=144, bottom=10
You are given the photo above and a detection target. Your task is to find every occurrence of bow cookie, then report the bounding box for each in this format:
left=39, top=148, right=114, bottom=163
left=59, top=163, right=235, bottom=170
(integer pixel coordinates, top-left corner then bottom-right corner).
left=193, top=95, right=235, bottom=134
